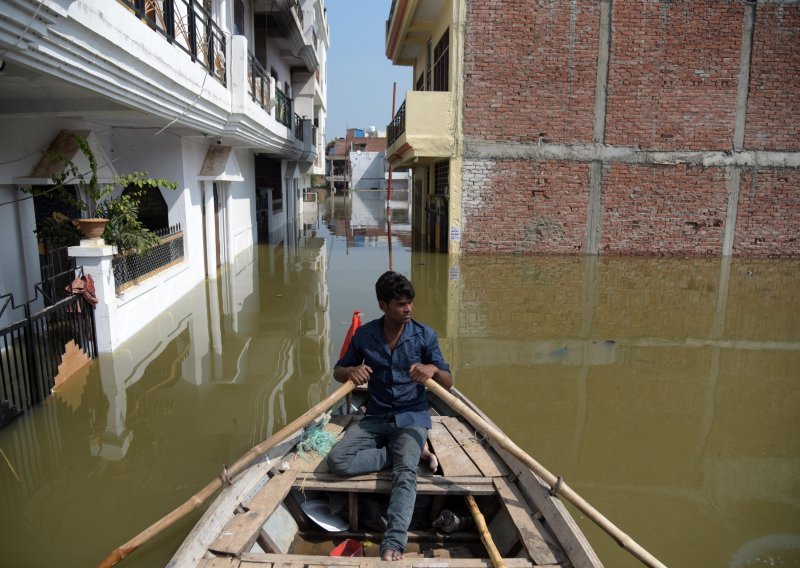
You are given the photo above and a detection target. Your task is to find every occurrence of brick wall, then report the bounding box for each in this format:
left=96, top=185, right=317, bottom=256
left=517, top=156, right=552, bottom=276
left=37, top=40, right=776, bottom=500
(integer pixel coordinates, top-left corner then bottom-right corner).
left=605, top=1, right=742, bottom=150
left=463, top=0, right=599, bottom=143
left=459, top=0, right=800, bottom=257
left=734, top=169, right=800, bottom=256
left=461, top=159, right=588, bottom=254
left=600, top=164, right=729, bottom=255
left=745, top=5, right=800, bottom=151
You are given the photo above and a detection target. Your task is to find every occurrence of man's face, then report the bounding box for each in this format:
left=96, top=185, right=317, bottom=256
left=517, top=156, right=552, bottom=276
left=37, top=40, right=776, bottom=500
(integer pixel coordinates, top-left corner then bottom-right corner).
left=380, top=295, right=413, bottom=325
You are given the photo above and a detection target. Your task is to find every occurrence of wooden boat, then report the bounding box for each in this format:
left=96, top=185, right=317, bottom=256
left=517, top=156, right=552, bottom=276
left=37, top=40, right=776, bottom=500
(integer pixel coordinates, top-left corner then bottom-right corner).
left=166, top=385, right=603, bottom=568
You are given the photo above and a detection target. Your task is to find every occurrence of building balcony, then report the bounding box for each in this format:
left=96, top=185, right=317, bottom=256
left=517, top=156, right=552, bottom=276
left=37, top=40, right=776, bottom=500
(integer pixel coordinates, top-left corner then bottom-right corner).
left=255, top=0, right=319, bottom=72
left=0, top=1, right=319, bottom=158
left=386, top=0, right=447, bottom=65
left=386, top=91, right=453, bottom=167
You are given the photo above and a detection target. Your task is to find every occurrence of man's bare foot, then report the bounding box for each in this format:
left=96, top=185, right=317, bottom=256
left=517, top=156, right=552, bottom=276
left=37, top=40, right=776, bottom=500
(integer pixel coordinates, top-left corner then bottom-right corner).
left=381, top=548, right=404, bottom=561
left=421, top=447, right=439, bottom=473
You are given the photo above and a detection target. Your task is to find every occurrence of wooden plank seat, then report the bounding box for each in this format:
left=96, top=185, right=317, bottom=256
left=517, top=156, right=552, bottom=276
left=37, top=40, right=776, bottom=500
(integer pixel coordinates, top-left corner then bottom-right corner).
left=292, top=472, right=496, bottom=495
left=239, top=553, right=539, bottom=567
left=430, top=417, right=511, bottom=478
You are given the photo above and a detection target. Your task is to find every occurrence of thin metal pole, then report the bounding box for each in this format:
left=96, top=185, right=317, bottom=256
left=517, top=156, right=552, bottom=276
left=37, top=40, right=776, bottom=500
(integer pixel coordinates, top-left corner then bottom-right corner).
left=387, top=82, right=397, bottom=269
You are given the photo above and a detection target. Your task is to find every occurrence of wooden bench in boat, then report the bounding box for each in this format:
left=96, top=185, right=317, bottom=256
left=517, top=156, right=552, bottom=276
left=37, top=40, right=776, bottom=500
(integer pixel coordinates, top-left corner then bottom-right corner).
left=198, top=415, right=571, bottom=567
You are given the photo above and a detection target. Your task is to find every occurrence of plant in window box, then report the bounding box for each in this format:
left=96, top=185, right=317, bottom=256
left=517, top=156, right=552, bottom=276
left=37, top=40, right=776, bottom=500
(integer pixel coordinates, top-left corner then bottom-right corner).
left=23, top=135, right=178, bottom=248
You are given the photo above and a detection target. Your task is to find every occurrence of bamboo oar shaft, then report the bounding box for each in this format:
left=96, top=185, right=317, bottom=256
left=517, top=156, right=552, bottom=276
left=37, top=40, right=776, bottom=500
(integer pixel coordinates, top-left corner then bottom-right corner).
left=425, top=380, right=666, bottom=568
left=97, top=381, right=356, bottom=568
left=466, top=495, right=506, bottom=568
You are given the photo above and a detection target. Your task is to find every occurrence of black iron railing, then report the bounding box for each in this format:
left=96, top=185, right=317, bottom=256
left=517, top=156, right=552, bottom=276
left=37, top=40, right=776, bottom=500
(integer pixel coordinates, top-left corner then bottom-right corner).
left=0, top=268, right=97, bottom=428
left=112, top=224, right=185, bottom=292
left=295, top=114, right=304, bottom=140
left=39, top=245, right=77, bottom=306
left=388, top=100, right=406, bottom=146
left=119, top=0, right=227, bottom=85
left=248, top=52, right=270, bottom=110
left=276, top=87, right=292, bottom=127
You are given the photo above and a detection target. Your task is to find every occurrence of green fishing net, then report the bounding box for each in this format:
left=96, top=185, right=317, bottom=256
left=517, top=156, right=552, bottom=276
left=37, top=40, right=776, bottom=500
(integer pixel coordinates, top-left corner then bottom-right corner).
left=296, top=412, right=339, bottom=461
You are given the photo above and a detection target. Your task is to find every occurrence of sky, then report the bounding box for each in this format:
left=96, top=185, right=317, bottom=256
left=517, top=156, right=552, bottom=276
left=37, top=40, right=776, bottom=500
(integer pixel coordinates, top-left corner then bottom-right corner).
left=325, top=0, right=413, bottom=141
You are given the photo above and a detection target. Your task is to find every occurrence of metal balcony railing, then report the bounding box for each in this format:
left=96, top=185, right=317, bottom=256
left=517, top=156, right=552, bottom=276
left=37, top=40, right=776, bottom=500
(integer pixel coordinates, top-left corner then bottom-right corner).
left=387, top=100, right=406, bottom=146
left=294, top=114, right=304, bottom=140
left=119, top=0, right=227, bottom=85
left=248, top=52, right=270, bottom=110
left=276, top=88, right=292, bottom=127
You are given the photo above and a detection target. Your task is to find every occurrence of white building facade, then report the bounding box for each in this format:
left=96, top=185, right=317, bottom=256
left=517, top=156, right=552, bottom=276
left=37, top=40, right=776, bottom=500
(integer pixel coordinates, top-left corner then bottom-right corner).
left=0, top=0, right=329, bottom=350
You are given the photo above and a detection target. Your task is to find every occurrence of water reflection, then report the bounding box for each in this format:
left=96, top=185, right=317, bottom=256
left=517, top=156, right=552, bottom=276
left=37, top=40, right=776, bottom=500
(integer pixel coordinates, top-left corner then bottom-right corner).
left=0, top=188, right=797, bottom=568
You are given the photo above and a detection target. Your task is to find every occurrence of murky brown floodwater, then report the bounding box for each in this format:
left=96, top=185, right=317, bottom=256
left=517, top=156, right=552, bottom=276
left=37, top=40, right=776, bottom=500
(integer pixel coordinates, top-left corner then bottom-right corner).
left=0, top=190, right=798, bottom=567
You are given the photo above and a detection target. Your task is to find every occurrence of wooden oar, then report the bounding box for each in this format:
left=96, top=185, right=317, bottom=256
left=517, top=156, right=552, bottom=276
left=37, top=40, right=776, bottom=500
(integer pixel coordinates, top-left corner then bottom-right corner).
left=466, top=494, right=506, bottom=568
left=97, top=380, right=356, bottom=568
left=425, top=379, right=667, bottom=568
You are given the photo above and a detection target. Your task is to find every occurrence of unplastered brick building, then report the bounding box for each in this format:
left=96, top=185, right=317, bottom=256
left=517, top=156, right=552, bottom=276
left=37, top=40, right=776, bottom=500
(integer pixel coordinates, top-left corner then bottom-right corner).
left=385, top=0, right=799, bottom=256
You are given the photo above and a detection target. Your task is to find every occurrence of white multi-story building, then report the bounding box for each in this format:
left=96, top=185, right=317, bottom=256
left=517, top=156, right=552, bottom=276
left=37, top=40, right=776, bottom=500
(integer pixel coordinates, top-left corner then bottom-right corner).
left=0, top=0, right=329, bottom=348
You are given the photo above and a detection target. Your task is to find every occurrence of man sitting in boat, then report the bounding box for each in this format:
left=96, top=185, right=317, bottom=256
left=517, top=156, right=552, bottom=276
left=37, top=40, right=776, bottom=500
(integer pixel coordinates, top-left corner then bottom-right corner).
left=327, top=270, right=454, bottom=561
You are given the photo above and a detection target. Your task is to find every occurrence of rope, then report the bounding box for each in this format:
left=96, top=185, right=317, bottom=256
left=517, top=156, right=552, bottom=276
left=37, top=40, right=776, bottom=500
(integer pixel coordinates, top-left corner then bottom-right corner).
left=550, top=476, right=564, bottom=497
left=220, top=465, right=232, bottom=486
left=295, top=412, right=339, bottom=461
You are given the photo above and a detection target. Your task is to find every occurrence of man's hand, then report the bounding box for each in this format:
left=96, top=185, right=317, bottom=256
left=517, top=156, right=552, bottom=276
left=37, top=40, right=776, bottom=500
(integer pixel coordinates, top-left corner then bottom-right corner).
left=409, top=363, right=437, bottom=385
left=345, top=364, right=373, bottom=386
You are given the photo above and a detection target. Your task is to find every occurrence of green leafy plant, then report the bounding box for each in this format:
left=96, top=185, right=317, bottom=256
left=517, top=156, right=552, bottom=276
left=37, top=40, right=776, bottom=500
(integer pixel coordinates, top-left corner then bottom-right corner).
left=96, top=184, right=161, bottom=254
left=23, top=135, right=178, bottom=253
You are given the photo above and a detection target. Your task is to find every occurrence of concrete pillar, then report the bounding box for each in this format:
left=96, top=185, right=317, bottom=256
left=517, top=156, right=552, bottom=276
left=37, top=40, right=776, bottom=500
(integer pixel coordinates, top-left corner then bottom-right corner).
left=68, top=238, right=118, bottom=353
left=230, top=35, right=248, bottom=115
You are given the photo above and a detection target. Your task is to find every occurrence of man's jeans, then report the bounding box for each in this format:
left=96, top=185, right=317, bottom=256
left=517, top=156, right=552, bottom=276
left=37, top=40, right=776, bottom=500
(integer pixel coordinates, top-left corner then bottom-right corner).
left=327, top=417, right=426, bottom=554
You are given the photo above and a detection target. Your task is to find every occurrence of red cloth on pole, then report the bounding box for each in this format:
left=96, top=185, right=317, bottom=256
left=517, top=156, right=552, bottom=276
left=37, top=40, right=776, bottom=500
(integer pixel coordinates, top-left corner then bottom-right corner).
left=339, top=310, right=361, bottom=359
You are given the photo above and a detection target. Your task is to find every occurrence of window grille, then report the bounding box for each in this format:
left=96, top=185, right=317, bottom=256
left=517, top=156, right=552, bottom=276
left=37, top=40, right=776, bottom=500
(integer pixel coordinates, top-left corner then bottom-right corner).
left=434, top=160, right=449, bottom=196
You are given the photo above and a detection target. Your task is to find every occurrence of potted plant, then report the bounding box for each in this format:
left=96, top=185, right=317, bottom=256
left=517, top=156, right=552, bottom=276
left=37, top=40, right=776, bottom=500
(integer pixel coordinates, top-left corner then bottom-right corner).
left=24, top=135, right=177, bottom=250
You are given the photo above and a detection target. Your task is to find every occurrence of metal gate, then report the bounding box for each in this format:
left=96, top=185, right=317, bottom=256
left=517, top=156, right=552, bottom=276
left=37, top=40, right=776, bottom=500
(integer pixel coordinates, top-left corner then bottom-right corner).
left=0, top=268, right=97, bottom=429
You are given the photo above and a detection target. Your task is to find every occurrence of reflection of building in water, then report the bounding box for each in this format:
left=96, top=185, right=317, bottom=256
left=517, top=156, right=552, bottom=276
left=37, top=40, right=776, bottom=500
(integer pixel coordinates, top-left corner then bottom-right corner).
left=415, top=252, right=800, bottom=549
left=35, top=234, right=333, bottom=467
left=324, top=191, right=412, bottom=250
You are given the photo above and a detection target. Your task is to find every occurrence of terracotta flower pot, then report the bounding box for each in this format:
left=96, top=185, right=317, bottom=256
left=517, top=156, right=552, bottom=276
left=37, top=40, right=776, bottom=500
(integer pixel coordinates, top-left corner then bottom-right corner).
left=76, top=218, right=109, bottom=239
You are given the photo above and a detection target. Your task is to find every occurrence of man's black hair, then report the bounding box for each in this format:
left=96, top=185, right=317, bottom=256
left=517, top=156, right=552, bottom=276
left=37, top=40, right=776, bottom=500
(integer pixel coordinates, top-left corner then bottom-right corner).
left=375, top=271, right=415, bottom=304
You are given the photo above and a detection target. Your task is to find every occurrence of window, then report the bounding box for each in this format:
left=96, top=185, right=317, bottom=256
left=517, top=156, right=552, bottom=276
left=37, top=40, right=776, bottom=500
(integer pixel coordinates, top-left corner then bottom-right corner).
left=234, top=0, right=245, bottom=35
left=434, top=160, right=449, bottom=196
left=433, top=28, right=449, bottom=92
left=255, top=155, right=283, bottom=213
left=122, top=185, right=168, bottom=231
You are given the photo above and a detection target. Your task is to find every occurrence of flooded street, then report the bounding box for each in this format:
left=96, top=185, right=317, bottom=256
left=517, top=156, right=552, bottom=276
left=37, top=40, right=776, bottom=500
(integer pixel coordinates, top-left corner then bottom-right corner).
left=1, top=189, right=798, bottom=567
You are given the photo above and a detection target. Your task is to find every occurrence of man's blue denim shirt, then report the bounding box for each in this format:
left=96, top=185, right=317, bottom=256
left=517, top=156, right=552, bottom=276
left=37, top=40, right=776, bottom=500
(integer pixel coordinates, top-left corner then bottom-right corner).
left=336, top=316, right=450, bottom=429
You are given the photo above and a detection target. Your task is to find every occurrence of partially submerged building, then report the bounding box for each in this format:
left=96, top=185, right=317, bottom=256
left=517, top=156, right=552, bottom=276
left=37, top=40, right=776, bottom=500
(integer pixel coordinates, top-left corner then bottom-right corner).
left=385, top=0, right=800, bottom=256
left=326, top=127, right=409, bottom=193
left=0, top=0, right=330, bottom=346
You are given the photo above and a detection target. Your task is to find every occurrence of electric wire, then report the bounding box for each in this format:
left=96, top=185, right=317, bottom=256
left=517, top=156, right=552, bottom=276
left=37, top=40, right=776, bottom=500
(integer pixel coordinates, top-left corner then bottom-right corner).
left=0, top=41, right=214, bottom=210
